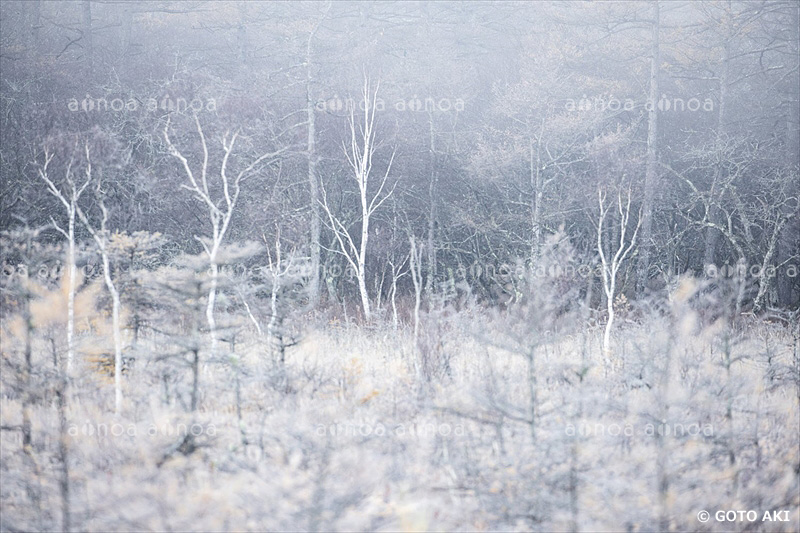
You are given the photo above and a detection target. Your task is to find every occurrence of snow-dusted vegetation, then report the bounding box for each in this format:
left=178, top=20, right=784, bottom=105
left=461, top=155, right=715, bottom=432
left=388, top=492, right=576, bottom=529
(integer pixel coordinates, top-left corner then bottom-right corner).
left=1, top=1, right=798, bottom=531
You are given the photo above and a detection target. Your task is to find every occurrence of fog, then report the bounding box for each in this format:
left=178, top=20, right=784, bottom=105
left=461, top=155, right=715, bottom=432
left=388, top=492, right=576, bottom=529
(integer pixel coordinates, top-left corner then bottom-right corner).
left=1, top=1, right=798, bottom=531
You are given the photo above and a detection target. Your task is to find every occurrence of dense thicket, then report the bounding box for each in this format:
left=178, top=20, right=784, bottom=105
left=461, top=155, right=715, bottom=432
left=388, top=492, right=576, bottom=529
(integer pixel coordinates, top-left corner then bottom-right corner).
left=1, top=1, right=797, bottom=313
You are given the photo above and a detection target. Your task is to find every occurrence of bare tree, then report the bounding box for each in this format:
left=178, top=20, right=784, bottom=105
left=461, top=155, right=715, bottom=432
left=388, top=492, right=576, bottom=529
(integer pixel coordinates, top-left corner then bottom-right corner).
left=388, top=255, right=408, bottom=331
left=409, top=235, right=423, bottom=363
left=164, top=116, right=283, bottom=359
left=675, top=161, right=797, bottom=315
left=635, top=0, right=661, bottom=295
left=75, top=144, right=124, bottom=414
left=36, top=146, right=92, bottom=373
left=263, top=231, right=301, bottom=369
left=597, top=185, right=641, bottom=371
left=304, top=4, right=331, bottom=308
left=320, top=77, right=396, bottom=321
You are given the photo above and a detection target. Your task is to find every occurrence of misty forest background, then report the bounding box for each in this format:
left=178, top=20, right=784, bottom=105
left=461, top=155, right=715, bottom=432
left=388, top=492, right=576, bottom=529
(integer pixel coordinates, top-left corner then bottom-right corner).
left=1, top=1, right=799, bottom=531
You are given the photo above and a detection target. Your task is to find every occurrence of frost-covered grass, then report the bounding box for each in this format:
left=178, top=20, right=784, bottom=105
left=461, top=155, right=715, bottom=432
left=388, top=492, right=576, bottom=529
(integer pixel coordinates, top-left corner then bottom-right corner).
left=1, top=308, right=798, bottom=531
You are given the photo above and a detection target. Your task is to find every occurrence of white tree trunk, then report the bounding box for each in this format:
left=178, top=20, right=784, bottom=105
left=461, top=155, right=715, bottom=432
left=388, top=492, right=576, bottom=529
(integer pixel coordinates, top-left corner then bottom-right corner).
left=319, top=77, right=395, bottom=323
left=597, top=188, right=640, bottom=374
left=66, top=211, right=77, bottom=373
left=268, top=270, right=280, bottom=360
left=37, top=149, right=91, bottom=374
left=409, top=237, right=422, bottom=347
left=357, top=262, right=371, bottom=321
left=603, top=287, right=615, bottom=357
left=391, top=274, right=399, bottom=330
left=409, top=237, right=423, bottom=382
left=206, top=258, right=219, bottom=359
left=357, top=151, right=372, bottom=321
